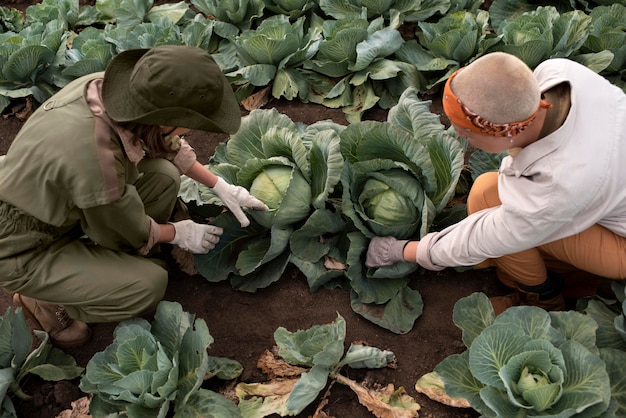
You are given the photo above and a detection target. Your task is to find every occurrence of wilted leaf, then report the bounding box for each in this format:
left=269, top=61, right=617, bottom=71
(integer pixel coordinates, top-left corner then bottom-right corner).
left=414, top=372, right=471, bottom=408
left=235, top=379, right=299, bottom=417
left=241, top=85, right=272, bottom=111
left=257, top=349, right=308, bottom=379
left=55, top=396, right=92, bottom=418
left=334, top=374, right=420, bottom=418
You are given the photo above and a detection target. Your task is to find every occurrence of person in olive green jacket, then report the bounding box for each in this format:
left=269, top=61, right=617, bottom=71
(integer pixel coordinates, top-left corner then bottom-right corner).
left=0, top=45, right=268, bottom=348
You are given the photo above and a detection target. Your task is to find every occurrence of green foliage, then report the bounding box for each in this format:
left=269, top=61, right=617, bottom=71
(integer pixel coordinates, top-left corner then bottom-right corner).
left=431, top=292, right=626, bottom=417
left=79, top=300, right=242, bottom=417
left=0, top=306, right=84, bottom=418
left=580, top=4, right=626, bottom=77
left=488, top=5, right=596, bottom=69
left=1, top=0, right=624, bottom=115
left=401, top=9, right=499, bottom=88
left=227, top=14, right=323, bottom=101
left=191, top=0, right=265, bottom=30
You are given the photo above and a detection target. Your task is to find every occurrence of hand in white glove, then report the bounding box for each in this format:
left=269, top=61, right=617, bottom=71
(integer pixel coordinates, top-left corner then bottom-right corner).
left=365, top=236, right=409, bottom=268
left=211, top=177, right=269, bottom=227
left=168, top=220, right=223, bottom=254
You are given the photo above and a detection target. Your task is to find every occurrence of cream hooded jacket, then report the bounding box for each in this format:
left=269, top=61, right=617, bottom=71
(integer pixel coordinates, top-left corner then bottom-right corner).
left=416, top=58, right=626, bottom=270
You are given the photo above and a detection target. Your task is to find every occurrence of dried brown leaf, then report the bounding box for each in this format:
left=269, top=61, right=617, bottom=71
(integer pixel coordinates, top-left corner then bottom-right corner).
left=257, top=349, right=308, bottom=379
left=241, top=86, right=272, bottom=111
left=334, top=374, right=420, bottom=418
left=55, top=396, right=91, bottom=418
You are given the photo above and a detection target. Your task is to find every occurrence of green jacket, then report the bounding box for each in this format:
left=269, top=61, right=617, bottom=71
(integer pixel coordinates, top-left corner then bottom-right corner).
left=0, top=72, right=153, bottom=256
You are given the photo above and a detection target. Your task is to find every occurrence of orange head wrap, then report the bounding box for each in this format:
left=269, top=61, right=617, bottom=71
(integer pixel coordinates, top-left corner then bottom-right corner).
left=443, top=67, right=551, bottom=138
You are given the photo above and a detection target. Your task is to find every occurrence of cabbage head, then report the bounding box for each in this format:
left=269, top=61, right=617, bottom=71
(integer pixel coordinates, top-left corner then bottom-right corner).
left=246, top=160, right=312, bottom=228
left=340, top=88, right=464, bottom=241
left=347, top=162, right=426, bottom=239
left=434, top=293, right=613, bottom=417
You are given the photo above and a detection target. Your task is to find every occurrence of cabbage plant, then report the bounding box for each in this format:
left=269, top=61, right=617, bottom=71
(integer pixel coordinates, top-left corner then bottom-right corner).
left=191, top=0, right=265, bottom=31
left=79, top=300, right=243, bottom=417
left=0, top=306, right=84, bottom=418
left=179, top=109, right=345, bottom=293
left=336, top=87, right=462, bottom=333
left=304, top=13, right=414, bottom=122
left=235, top=314, right=419, bottom=417
left=0, top=18, right=70, bottom=110
left=318, top=0, right=448, bottom=22
left=227, top=14, right=322, bottom=101
left=579, top=4, right=626, bottom=83
left=397, top=10, right=500, bottom=88
left=340, top=86, right=465, bottom=241
left=263, top=0, right=319, bottom=20
left=428, top=292, right=626, bottom=417
left=487, top=6, right=595, bottom=68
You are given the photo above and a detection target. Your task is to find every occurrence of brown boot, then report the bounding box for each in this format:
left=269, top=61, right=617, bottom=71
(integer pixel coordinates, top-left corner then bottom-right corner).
left=490, top=271, right=566, bottom=315
left=13, top=293, right=92, bottom=348
left=490, top=291, right=566, bottom=315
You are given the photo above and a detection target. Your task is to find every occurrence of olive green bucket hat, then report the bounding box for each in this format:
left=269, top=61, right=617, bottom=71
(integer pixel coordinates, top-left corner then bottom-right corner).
left=101, top=45, right=241, bottom=134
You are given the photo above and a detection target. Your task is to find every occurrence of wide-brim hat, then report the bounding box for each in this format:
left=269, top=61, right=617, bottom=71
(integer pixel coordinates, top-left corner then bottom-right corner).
left=102, top=45, right=241, bottom=134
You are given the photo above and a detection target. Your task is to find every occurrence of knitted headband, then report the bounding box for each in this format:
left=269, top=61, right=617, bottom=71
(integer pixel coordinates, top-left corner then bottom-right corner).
left=443, top=67, right=552, bottom=137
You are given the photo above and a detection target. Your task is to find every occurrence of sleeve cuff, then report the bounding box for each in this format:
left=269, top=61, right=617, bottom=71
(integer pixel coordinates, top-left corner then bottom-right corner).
left=415, top=233, right=446, bottom=271
left=139, top=217, right=161, bottom=256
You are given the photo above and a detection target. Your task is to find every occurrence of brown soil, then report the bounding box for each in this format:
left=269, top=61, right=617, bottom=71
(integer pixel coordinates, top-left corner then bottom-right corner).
left=0, top=3, right=507, bottom=417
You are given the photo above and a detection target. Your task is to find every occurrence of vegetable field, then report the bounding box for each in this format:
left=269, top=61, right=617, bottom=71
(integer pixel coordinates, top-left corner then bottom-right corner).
left=1, top=0, right=625, bottom=417
left=1, top=93, right=501, bottom=418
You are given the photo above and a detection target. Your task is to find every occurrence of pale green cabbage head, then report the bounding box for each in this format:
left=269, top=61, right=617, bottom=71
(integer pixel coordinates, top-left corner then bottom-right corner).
left=247, top=161, right=312, bottom=228
left=360, top=173, right=419, bottom=230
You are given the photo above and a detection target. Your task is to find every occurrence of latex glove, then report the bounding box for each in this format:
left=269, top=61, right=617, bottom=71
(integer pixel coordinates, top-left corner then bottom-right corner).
left=168, top=220, right=223, bottom=254
left=365, top=236, right=409, bottom=268
left=211, top=177, right=269, bottom=227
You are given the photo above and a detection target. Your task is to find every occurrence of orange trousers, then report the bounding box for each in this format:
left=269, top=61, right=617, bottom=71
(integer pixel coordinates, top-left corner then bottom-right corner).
left=467, top=172, right=626, bottom=298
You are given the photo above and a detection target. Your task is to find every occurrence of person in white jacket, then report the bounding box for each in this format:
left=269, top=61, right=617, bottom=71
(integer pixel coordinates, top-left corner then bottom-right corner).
left=365, top=52, right=626, bottom=314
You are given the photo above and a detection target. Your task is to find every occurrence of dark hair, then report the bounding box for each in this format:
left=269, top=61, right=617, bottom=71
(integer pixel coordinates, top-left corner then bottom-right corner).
left=118, top=123, right=171, bottom=156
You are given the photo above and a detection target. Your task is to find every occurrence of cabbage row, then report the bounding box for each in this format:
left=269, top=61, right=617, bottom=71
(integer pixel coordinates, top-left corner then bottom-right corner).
left=0, top=0, right=624, bottom=120
left=178, top=87, right=466, bottom=334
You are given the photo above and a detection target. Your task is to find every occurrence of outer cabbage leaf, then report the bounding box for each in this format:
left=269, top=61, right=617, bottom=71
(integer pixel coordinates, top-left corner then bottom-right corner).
left=600, top=348, right=626, bottom=417
left=582, top=282, right=626, bottom=350
left=387, top=87, right=465, bottom=212
left=350, top=286, right=423, bottom=335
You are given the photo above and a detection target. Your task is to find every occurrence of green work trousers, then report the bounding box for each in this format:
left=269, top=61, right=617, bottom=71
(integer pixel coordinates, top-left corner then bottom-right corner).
left=0, top=159, right=180, bottom=323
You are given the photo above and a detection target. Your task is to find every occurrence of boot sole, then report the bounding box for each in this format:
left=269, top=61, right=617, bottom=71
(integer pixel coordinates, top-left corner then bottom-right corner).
left=13, top=293, right=92, bottom=349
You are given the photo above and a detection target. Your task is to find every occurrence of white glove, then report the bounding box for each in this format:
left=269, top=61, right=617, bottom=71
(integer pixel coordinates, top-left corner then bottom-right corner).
left=211, top=177, right=269, bottom=227
left=168, top=220, right=223, bottom=254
